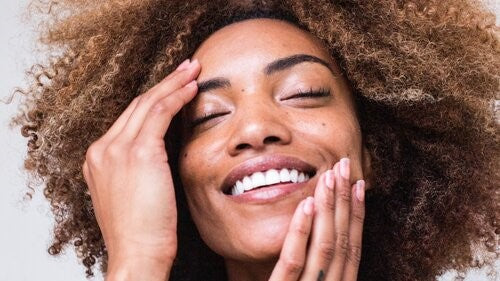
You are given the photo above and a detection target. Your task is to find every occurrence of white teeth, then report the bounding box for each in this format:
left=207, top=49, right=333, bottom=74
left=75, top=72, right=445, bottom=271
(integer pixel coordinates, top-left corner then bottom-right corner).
left=265, top=169, right=281, bottom=186
left=236, top=180, right=244, bottom=195
left=250, top=172, right=266, bottom=188
left=290, top=169, right=298, bottom=183
left=242, top=176, right=253, bottom=191
left=230, top=168, right=311, bottom=195
left=298, top=172, right=305, bottom=182
left=279, top=168, right=291, bottom=182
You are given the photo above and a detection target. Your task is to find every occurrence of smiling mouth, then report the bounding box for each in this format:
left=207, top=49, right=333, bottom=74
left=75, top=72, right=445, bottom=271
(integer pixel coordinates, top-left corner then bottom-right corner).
left=224, top=168, right=316, bottom=195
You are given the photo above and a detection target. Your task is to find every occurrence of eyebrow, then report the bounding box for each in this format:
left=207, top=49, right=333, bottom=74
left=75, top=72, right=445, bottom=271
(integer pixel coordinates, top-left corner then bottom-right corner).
left=197, top=78, right=231, bottom=94
left=264, top=54, right=333, bottom=75
left=196, top=53, right=334, bottom=95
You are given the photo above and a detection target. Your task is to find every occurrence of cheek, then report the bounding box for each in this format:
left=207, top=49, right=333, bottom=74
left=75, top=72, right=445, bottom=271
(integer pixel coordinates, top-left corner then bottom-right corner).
left=178, top=143, right=217, bottom=217
left=178, top=137, right=229, bottom=223
left=178, top=137, right=223, bottom=191
left=178, top=151, right=197, bottom=191
left=293, top=107, right=361, bottom=159
left=178, top=149, right=223, bottom=247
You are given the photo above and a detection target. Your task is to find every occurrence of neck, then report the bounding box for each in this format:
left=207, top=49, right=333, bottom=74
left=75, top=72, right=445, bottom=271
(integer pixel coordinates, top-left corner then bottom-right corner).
left=225, top=257, right=278, bottom=281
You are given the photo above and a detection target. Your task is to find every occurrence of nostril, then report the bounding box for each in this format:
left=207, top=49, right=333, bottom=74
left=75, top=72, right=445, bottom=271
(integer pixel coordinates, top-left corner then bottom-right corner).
left=233, top=136, right=282, bottom=151
left=236, top=143, right=251, bottom=150
left=263, top=136, right=280, bottom=144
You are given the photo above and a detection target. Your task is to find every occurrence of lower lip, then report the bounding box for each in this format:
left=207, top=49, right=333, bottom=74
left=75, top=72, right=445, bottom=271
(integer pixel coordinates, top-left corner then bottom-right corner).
left=226, top=181, right=309, bottom=204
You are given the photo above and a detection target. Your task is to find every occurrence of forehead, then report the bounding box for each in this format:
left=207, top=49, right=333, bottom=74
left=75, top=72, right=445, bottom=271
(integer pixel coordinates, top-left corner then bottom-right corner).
left=192, top=18, right=333, bottom=79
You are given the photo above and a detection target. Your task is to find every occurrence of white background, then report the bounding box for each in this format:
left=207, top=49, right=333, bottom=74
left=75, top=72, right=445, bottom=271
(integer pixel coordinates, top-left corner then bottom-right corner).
left=1, top=1, right=498, bottom=280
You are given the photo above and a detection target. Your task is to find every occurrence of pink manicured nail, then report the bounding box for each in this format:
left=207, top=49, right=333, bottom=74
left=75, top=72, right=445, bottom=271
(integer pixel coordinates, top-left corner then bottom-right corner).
left=325, top=170, right=334, bottom=190
left=356, top=180, right=365, bottom=202
left=303, top=197, right=314, bottom=215
left=189, top=58, right=199, bottom=68
left=176, top=59, right=191, bottom=71
left=340, top=158, right=350, bottom=180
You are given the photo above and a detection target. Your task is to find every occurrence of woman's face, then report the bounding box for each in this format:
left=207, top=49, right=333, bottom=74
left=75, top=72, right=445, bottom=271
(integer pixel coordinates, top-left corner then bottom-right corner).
left=178, top=18, right=371, bottom=262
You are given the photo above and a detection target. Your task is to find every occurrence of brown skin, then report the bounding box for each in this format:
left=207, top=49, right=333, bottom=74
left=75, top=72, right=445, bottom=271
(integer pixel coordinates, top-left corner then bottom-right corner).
left=84, top=19, right=371, bottom=281
left=13, top=1, right=499, bottom=280
left=82, top=59, right=202, bottom=280
left=179, top=19, right=371, bottom=280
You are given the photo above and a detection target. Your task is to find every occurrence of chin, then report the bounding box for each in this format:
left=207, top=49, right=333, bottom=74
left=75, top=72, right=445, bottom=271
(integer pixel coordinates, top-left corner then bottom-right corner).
left=228, top=215, right=292, bottom=262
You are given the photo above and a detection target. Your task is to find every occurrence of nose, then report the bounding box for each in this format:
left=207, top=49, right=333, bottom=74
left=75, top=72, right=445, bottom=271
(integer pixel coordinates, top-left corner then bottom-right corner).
left=226, top=109, right=292, bottom=156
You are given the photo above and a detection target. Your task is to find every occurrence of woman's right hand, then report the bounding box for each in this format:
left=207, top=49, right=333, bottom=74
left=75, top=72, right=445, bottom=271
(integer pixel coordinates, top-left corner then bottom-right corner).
left=82, top=59, right=201, bottom=281
left=269, top=159, right=366, bottom=281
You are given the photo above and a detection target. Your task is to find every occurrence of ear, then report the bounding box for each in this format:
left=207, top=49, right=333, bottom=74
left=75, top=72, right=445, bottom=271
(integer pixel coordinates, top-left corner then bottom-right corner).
left=361, top=144, right=373, bottom=190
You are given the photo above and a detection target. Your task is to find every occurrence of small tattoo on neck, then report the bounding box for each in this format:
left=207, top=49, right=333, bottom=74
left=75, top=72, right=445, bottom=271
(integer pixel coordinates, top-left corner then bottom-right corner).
left=317, top=270, right=325, bottom=281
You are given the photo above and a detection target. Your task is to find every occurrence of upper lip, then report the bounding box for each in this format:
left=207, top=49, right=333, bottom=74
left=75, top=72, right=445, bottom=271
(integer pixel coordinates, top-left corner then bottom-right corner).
left=221, top=154, right=317, bottom=194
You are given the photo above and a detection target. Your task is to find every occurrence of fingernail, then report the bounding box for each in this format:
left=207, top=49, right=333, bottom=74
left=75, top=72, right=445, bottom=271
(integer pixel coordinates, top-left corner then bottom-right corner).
left=324, top=170, right=334, bottom=190
left=356, top=180, right=365, bottom=202
left=340, top=158, right=350, bottom=180
left=189, top=58, right=199, bottom=68
left=303, top=196, right=314, bottom=215
left=176, top=59, right=190, bottom=71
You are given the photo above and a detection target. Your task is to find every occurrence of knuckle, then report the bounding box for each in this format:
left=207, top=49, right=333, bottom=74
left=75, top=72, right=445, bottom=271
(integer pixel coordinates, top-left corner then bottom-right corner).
left=346, top=245, right=362, bottom=264
left=129, top=142, right=153, bottom=161
left=280, top=258, right=304, bottom=275
left=318, top=241, right=336, bottom=261
left=293, top=223, right=310, bottom=237
left=324, top=197, right=336, bottom=211
left=339, top=188, right=351, bottom=203
left=104, top=143, right=124, bottom=159
left=352, top=210, right=365, bottom=224
left=85, top=142, right=102, bottom=164
left=335, top=231, right=350, bottom=255
left=150, top=101, right=170, bottom=114
left=151, top=98, right=177, bottom=119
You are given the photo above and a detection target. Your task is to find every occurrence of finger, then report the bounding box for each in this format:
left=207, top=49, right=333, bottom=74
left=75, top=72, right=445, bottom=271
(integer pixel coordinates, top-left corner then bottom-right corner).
left=341, top=180, right=365, bottom=281
left=150, top=59, right=191, bottom=91
left=269, top=197, right=314, bottom=281
left=97, top=59, right=191, bottom=144
left=118, top=59, right=201, bottom=141
left=92, top=97, right=139, bottom=146
left=326, top=158, right=351, bottom=281
left=300, top=171, right=336, bottom=279
left=135, top=80, right=198, bottom=141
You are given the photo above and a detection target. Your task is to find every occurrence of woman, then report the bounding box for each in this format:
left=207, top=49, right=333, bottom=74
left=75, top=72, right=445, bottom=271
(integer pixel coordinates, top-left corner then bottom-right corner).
left=13, top=0, right=498, bottom=280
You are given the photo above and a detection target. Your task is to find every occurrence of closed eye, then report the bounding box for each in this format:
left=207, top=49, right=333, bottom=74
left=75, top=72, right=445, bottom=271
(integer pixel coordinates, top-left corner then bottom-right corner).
left=281, top=87, right=331, bottom=101
left=190, top=87, right=330, bottom=127
left=190, top=111, right=230, bottom=128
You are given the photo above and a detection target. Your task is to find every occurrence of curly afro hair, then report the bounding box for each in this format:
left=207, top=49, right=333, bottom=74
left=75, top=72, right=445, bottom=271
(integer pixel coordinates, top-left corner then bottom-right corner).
left=12, top=0, right=499, bottom=280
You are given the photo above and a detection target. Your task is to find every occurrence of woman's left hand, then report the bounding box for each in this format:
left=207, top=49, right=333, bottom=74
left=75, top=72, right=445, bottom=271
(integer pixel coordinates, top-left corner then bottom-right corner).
left=269, top=158, right=366, bottom=281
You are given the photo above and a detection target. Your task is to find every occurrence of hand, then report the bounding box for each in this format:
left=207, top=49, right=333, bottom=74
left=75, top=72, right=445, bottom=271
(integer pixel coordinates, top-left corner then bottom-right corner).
left=82, top=59, right=201, bottom=280
left=269, top=158, right=366, bottom=281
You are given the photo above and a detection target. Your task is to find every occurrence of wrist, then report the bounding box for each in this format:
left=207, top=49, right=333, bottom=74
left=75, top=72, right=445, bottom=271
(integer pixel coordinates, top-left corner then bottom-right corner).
left=105, top=255, right=175, bottom=281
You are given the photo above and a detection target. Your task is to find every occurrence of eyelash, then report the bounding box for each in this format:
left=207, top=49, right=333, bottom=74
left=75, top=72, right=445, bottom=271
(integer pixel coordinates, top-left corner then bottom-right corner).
left=190, top=87, right=331, bottom=127
left=281, top=87, right=331, bottom=100
left=190, top=112, right=229, bottom=128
